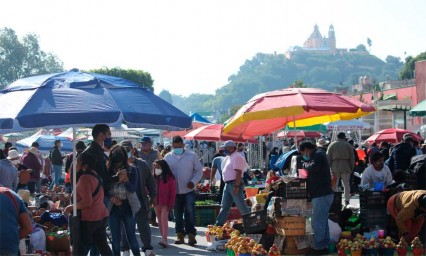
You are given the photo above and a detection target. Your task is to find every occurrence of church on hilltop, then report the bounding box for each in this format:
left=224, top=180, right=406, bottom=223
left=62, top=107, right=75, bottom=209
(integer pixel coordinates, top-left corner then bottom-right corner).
left=285, top=24, right=357, bottom=59
left=303, top=24, right=336, bottom=51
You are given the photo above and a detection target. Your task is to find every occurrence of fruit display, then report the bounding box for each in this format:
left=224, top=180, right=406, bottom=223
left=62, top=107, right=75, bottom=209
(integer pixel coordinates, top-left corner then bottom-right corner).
left=362, top=237, right=380, bottom=249
left=252, top=244, right=268, bottom=255
left=396, top=237, right=408, bottom=249
left=207, top=222, right=236, bottom=240
left=267, top=244, right=280, bottom=256
left=381, top=236, right=396, bottom=248
left=196, top=182, right=211, bottom=193
left=412, top=237, right=425, bottom=256
left=412, top=236, right=424, bottom=249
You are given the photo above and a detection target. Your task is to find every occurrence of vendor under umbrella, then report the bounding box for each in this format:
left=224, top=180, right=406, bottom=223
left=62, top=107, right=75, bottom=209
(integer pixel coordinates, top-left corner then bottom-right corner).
left=387, top=190, right=426, bottom=243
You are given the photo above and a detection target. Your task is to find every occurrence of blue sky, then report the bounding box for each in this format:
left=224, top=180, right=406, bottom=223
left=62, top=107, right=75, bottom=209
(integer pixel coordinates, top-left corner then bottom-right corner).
left=1, top=0, right=425, bottom=96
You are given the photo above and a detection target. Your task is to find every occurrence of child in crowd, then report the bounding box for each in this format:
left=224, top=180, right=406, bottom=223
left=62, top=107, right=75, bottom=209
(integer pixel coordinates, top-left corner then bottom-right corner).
left=361, top=151, right=393, bottom=189
left=153, top=159, right=176, bottom=248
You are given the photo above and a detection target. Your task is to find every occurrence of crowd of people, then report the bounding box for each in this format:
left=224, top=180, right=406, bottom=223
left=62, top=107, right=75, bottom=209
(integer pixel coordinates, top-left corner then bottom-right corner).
left=1, top=125, right=425, bottom=255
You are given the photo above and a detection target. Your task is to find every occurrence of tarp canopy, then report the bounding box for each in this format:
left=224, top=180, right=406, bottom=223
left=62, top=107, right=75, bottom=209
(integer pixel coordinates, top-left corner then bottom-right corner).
left=190, top=113, right=211, bottom=124
left=410, top=99, right=426, bottom=117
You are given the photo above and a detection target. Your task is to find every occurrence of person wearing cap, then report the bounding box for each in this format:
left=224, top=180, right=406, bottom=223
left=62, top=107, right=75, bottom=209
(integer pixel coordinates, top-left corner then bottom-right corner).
left=138, top=136, right=161, bottom=227
left=0, top=149, right=19, bottom=191
left=215, top=140, right=251, bottom=226
left=327, top=132, right=355, bottom=205
left=316, top=138, right=329, bottom=153
left=387, top=190, right=426, bottom=243
left=388, top=134, right=417, bottom=173
left=119, top=140, right=156, bottom=255
left=138, top=136, right=161, bottom=169
left=299, top=141, right=334, bottom=255
left=22, top=146, right=42, bottom=194
left=8, top=150, right=32, bottom=192
left=164, top=135, right=203, bottom=246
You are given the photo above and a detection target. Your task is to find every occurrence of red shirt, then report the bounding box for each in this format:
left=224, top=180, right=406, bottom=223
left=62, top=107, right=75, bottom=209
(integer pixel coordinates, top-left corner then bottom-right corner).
left=266, top=176, right=280, bottom=184
left=76, top=171, right=109, bottom=221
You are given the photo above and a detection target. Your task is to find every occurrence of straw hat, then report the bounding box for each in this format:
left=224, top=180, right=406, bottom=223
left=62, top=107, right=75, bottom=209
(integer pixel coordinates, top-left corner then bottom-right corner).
left=17, top=189, right=31, bottom=203
left=316, top=138, right=329, bottom=147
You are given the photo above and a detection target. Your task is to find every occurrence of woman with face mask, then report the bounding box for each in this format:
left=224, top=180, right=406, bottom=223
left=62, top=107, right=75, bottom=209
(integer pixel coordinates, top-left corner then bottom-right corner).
left=107, top=145, right=141, bottom=256
left=153, top=159, right=176, bottom=248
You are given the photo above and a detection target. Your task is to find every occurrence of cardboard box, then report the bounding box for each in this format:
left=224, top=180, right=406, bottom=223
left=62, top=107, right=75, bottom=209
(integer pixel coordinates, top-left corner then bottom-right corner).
left=275, top=216, right=306, bottom=236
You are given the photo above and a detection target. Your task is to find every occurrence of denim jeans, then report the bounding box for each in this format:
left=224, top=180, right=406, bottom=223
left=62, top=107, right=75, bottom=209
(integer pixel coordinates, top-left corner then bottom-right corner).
left=28, top=179, right=41, bottom=194
left=311, top=193, right=334, bottom=250
left=50, top=165, right=62, bottom=189
left=215, top=180, right=250, bottom=226
left=121, top=207, right=152, bottom=252
left=174, top=191, right=197, bottom=236
left=109, top=203, right=140, bottom=256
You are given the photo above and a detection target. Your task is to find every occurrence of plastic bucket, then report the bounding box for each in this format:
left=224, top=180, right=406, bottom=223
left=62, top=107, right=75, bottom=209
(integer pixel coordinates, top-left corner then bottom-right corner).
left=244, top=187, right=259, bottom=198
left=373, top=182, right=384, bottom=191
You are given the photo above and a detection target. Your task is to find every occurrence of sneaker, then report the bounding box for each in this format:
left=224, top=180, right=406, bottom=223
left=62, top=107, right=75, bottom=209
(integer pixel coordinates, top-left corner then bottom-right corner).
left=149, top=219, right=158, bottom=227
left=122, top=251, right=130, bottom=256
left=145, top=250, right=155, bottom=256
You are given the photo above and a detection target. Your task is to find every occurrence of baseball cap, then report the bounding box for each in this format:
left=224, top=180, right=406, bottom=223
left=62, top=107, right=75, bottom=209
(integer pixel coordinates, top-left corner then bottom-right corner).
left=222, top=140, right=236, bottom=148
left=119, top=140, right=133, bottom=149
left=140, top=136, right=152, bottom=143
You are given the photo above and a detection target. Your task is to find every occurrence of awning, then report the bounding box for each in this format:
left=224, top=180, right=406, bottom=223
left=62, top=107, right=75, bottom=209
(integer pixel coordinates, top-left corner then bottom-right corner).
left=383, top=93, right=397, bottom=101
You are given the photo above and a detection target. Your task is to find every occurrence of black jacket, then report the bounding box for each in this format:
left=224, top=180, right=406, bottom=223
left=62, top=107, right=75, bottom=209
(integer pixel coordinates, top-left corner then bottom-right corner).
left=302, top=149, right=333, bottom=199
left=84, top=141, right=111, bottom=196
left=392, top=142, right=417, bottom=171
left=49, top=146, right=64, bottom=165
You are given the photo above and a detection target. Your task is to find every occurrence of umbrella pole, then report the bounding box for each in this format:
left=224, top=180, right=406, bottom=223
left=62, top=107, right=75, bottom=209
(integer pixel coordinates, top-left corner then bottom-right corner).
left=293, top=116, right=297, bottom=147
left=71, top=127, right=79, bottom=255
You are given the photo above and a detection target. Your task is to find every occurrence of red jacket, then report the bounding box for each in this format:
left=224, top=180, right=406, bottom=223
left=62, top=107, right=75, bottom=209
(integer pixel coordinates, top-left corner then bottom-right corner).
left=155, top=175, right=176, bottom=208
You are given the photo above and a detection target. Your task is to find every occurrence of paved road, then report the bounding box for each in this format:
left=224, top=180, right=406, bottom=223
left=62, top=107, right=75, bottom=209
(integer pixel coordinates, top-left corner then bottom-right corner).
left=119, top=194, right=360, bottom=255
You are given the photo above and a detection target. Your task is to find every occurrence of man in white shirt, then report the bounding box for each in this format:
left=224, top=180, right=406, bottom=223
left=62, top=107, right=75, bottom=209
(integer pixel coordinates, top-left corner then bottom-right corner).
left=164, top=136, right=203, bottom=246
left=361, top=151, right=393, bottom=189
left=215, top=140, right=251, bottom=226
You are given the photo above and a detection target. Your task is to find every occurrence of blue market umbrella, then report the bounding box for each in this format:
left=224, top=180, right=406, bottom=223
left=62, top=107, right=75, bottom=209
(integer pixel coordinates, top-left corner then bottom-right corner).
left=16, top=135, right=74, bottom=153
left=0, top=69, right=191, bottom=131
left=0, top=69, right=191, bottom=253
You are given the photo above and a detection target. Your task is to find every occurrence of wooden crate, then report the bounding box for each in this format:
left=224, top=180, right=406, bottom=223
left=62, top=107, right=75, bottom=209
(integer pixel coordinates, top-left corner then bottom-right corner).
left=275, top=216, right=306, bottom=236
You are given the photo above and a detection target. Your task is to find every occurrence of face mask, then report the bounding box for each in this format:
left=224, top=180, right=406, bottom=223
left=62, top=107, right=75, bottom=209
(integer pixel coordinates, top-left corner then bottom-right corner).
left=224, top=150, right=230, bottom=155
left=104, top=137, right=112, bottom=148
left=154, top=168, right=163, bottom=176
left=303, top=155, right=310, bottom=161
left=127, top=151, right=132, bottom=159
left=173, top=148, right=184, bottom=155
left=59, top=143, right=63, bottom=148
left=11, top=159, right=20, bottom=165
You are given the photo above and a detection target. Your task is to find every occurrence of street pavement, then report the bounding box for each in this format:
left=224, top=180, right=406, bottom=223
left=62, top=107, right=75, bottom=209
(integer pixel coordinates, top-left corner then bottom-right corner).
left=118, top=195, right=360, bottom=255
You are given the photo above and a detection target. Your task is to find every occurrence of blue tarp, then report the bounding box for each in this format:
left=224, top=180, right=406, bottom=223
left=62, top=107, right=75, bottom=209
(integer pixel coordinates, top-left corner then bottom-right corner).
left=16, top=135, right=73, bottom=153
left=190, top=113, right=211, bottom=124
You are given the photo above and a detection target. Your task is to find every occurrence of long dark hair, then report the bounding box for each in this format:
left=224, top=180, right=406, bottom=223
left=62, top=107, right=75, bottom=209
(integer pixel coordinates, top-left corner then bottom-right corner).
left=108, top=145, right=129, bottom=174
left=154, top=159, right=175, bottom=183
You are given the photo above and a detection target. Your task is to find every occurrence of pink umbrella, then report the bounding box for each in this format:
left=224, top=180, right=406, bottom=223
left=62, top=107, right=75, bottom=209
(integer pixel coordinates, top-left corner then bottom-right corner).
left=365, top=128, right=423, bottom=144
left=162, top=121, right=209, bottom=139
left=223, top=88, right=375, bottom=139
left=184, top=124, right=257, bottom=143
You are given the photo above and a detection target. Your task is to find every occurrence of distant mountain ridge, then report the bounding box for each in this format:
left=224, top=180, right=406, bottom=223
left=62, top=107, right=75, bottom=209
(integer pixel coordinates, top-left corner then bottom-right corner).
left=168, top=48, right=403, bottom=115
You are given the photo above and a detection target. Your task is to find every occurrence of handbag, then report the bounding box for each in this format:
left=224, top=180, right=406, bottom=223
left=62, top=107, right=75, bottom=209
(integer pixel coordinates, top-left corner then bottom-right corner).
left=46, top=226, right=70, bottom=252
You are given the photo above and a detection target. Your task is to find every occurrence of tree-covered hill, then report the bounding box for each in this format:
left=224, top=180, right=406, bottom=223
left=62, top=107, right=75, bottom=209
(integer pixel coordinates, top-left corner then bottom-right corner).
left=165, top=47, right=403, bottom=116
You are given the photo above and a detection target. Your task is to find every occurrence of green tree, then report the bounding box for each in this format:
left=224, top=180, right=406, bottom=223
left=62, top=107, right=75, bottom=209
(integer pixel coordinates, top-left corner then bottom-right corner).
left=158, top=90, right=173, bottom=104
left=218, top=105, right=242, bottom=124
left=0, top=27, right=63, bottom=88
left=400, top=51, right=426, bottom=79
left=293, top=80, right=306, bottom=88
left=89, top=67, right=154, bottom=91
